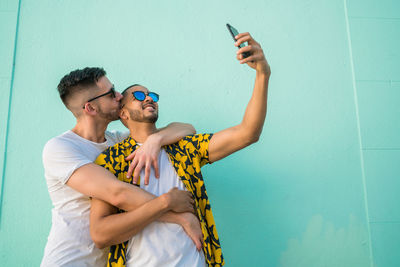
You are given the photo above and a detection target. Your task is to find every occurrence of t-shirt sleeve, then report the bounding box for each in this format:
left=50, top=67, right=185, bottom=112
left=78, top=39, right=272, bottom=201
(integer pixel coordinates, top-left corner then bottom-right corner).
left=42, top=138, right=92, bottom=184
left=106, top=130, right=129, bottom=143
left=185, top=133, right=214, bottom=167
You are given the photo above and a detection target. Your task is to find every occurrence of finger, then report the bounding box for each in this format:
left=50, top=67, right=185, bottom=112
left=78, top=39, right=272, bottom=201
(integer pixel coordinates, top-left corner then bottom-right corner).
left=235, top=32, right=250, bottom=40
left=125, top=150, right=137, bottom=161
left=188, top=231, right=202, bottom=251
left=153, top=157, right=160, bottom=178
left=237, top=44, right=257, bottom=55
left=240, top=54, right=263, bottom=64
left=235, top=35, right=252, bottom=47
left=144, top=162, right=151, bottom=185
left=199, top=237, right=203, bottom=250
left=185, top=197, right=195, bottom=209
left=195, top=237, right=203, bottom=251
left=133, top=161, right=144, bottom=184
left=236, top=36, right=260, bottom=48
left=189, top=205, right=195, bottom=214
left=185, top=192, right=194, bottom=200
left=127, top=157, right=138, bottom=178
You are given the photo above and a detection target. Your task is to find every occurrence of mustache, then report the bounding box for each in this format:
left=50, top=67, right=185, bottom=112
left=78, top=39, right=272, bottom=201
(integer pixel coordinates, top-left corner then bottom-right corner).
left=142, top=102, right=156, bottom=109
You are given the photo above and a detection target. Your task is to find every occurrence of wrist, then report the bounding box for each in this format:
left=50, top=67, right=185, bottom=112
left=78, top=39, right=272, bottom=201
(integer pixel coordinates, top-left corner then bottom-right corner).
left=256, top=63, right=271, bottom=77
left=174, top=212, right=186, bottom=226
left=147, top=132, right=163, bottom=147
left=159, top=193, right=171, bottom=211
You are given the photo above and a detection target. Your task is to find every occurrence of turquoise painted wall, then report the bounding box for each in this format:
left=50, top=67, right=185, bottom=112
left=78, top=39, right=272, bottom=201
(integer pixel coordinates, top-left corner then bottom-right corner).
left=346, top=0, right=400, bottom=266
left=0, top=0, right=398, bottom=266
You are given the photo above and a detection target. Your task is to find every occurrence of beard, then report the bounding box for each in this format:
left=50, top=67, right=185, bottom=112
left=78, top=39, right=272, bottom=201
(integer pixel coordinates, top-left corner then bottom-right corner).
left=129, top=109, right=158, bottom=123
left=98, top=107, right=120, bottom=121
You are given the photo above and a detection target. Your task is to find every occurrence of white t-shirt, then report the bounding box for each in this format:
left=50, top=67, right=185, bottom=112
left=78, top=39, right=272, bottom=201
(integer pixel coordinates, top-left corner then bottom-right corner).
left=41, top=130, right=128, bottom=267
left=126, top=148, right=206, bottom=267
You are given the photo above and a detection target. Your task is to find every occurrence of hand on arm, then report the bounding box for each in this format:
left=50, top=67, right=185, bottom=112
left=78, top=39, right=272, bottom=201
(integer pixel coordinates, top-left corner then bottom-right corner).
left=90, top=187, right=203, bottom=250
left=125, top=122, right=196, bottom=184
left=208, top=32, right=271, bottom=163
left=67, top=164, right=197, bottom=212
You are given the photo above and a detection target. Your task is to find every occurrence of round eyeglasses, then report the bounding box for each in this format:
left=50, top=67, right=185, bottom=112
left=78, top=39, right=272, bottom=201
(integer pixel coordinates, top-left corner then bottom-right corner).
left=132, top=91, right=159, bottom=102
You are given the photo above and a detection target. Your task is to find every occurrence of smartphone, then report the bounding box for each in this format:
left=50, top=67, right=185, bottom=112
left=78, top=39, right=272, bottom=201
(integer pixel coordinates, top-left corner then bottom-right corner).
left=226, top=23, right=251, bottom=58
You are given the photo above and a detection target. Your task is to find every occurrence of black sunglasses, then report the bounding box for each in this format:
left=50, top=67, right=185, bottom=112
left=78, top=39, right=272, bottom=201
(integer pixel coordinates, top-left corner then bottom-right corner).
left=82, top=87, right=117, bottom=109
left=132, top=91, right=159, bottom=102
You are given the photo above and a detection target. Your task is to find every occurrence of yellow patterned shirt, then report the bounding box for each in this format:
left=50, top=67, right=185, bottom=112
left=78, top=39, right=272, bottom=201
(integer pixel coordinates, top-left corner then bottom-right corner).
left=94, top=134, right=224, bottom=267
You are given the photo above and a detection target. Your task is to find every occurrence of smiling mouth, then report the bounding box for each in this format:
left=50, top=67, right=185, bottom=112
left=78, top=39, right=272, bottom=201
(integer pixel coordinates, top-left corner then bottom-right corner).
left=142, top=104, right=156, bottom=111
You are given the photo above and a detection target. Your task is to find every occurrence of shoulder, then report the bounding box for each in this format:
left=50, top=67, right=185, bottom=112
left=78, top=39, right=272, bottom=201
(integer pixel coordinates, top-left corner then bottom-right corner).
left=102, top=137, right=127, bottom=154
left=95, top=137, right=131, bottom=166
left=43, top=131, right=79, bottom=157
left=105, top=130, right=130, bottom=144
left=42, top=131, right=93, bottom=172
left=179, top=133, right=214, bottom=145
left=171, top=133, right=213, bottom=153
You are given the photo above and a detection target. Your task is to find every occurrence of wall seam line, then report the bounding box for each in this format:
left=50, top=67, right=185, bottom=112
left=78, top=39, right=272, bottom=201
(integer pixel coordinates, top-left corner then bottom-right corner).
left=363, top=148, right=400, bottom=151
left=349, top=16, right=400, bottom=20
left=343, top=1, right=374, bottom=266
left=0, top=0, right=22, bottom=227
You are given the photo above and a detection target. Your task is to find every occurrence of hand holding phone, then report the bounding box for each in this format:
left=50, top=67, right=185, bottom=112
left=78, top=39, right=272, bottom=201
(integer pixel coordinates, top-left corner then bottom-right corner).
left=226, top=23, right=251, bottom=58
left=225, top=26, right=270, bottom=73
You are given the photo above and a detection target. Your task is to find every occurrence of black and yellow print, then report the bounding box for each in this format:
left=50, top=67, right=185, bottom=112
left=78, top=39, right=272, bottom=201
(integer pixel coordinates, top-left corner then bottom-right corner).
left=94, top=134, right=224, bottom=267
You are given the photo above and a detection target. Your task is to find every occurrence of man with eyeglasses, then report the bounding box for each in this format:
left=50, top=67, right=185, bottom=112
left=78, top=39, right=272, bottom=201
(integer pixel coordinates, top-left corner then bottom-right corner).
left=41, top=68, right=203, bottom=266
left=90, top=32, right=271, bottom=267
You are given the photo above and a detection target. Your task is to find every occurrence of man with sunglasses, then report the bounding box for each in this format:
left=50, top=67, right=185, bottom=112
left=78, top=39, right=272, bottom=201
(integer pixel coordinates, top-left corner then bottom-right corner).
left=90, top=32, right=270, bottom=267
left=41, top=68, right=203, bottom=266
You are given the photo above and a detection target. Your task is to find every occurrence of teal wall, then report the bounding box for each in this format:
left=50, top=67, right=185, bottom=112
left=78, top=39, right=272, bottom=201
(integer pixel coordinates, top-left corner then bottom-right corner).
left=0, top=0, right=398, bottom=266
left=346, top=1, right=400, bottom=266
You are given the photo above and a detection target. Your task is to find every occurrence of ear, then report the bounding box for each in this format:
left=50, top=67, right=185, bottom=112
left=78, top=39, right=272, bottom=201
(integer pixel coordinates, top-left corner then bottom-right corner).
left=83, top=103, right=97, bottom=115
left=119, top=108, right=129, bottom=120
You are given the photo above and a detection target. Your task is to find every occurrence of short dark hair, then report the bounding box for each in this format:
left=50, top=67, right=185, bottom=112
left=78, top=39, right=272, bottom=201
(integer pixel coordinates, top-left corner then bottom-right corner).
left=57, top=67, right=106, bottom=106
left=121, top=84, right=142, bottom=97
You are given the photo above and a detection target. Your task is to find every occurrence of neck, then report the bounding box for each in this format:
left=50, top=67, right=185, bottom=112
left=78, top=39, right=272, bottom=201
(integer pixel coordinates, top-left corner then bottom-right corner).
left=127, top=121, right=157, bottom=143
left=72, top=117, right=109, bottom=143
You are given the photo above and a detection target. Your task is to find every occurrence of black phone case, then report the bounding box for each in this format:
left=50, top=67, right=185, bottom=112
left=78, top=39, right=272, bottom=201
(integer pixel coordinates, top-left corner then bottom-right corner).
left=226, top=23, right=251, bottom=58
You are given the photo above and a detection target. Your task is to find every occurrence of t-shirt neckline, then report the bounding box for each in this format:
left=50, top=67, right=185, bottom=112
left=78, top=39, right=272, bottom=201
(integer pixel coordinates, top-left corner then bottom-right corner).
left=67, top=130, right=109, bottom=146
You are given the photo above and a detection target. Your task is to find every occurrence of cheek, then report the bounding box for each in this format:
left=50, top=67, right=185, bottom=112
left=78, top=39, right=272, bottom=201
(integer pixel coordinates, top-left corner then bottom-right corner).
left=129, top=109, right=143, bottom=120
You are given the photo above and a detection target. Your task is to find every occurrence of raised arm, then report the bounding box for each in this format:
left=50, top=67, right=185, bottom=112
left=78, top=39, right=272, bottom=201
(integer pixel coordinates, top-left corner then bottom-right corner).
left=208, top=32, right=271, bottom=163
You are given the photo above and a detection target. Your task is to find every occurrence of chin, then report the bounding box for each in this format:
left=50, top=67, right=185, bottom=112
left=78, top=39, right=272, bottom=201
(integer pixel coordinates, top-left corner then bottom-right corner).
left=146, top=115, right=158, bottom=123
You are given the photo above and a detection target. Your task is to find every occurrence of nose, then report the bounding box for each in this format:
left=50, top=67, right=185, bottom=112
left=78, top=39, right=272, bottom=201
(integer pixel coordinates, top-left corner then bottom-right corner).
left=116, top=91, right=123, bottom=101
left=144, top=94, right=154, bottom=103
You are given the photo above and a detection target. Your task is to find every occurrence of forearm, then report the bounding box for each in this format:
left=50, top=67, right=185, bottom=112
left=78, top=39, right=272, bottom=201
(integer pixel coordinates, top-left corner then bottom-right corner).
left=91, top=195, right=170, bottom=248
left=118, top=185, right=186, bottom=224
left=208, top=72, right=270, bottom=162
left=158, top=211, right=185, bottom=224
left=154, top=122, right=196, bottom=146
left=67, top=163, right=162, bottom=211
left=113, top=182, right=159, bottom=211
left=240, top=71, right=270, bottom=142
